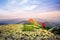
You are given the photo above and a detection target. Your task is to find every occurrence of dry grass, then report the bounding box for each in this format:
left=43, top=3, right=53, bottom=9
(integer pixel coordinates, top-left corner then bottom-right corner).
left=0, top=24, right=60, bottom=40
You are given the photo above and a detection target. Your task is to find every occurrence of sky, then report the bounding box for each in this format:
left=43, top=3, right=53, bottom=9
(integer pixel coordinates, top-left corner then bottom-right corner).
left=0, top=0, right=60, bottom=20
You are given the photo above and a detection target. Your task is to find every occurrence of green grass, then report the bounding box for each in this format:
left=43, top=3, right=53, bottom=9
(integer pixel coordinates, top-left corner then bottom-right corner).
left=43, top=27, right=51, bottom=30
left=22, top=24, right=51, bottom=31
left=22, top=25, right=34, bottom=31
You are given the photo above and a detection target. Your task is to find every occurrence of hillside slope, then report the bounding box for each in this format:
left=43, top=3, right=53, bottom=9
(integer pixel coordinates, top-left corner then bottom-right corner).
left=0, top=24, right=60, bottom=40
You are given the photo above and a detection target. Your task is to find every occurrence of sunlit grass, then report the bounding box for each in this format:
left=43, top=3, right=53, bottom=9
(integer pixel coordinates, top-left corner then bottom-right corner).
left=0, top=23, right=60, bottom=40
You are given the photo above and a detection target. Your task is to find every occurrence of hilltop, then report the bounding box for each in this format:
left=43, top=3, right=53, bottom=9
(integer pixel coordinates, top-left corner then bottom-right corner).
left=0, top=23, right=60, bottom=40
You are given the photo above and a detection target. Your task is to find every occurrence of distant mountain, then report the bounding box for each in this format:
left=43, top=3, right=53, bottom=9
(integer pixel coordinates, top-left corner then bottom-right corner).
left=0, top=18, right=29, bottom=25
left=0, top=18, right=60, bottom=28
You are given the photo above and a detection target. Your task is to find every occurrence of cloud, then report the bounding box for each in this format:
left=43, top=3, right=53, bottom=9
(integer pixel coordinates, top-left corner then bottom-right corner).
left=0, top=0, right=60, bottom=20
left=0, top=0, right=60, bottom=12
left=3, top=0, right=38, bottom=12
left=0, top=10, right=60, bottom=20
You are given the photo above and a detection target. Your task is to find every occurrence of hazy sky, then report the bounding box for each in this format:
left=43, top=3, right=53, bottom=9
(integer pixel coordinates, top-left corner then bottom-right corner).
left=0, top=0, right=60, bottom=20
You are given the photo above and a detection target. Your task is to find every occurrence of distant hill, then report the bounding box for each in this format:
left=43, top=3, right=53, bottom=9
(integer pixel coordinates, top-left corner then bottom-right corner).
left=0, top=18, right=60, bottom=27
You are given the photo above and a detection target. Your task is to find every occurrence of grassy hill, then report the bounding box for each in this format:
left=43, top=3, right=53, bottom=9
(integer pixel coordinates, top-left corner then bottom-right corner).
left=0, top=23, right=60, bottom=40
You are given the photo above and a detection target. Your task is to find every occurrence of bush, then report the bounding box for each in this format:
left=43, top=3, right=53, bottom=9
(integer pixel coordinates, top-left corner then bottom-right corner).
left=22, top=25, right=34, bottom=31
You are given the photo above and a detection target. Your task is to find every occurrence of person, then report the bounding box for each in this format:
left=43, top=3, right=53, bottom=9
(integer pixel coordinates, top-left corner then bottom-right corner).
left=28, top=18, right=39, bottom=26
left=41, top=22, right=46, bottom=28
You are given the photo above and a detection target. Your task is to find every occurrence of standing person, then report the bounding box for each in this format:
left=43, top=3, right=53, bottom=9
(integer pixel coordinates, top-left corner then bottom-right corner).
left=28, top=18, right=39, bottom=26
left=41, top=22, right=46, bottom=28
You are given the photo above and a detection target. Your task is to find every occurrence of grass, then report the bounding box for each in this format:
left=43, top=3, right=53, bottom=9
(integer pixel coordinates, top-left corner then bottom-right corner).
left=0, top=23, right=60, bottom=40
left=23, top=25, right=34, bottom=31
left=22, top=24, right=51, bottom=31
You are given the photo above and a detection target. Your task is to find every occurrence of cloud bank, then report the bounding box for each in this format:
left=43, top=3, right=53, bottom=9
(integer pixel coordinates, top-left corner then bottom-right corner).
left=0, top=0, right=60, bottom=20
